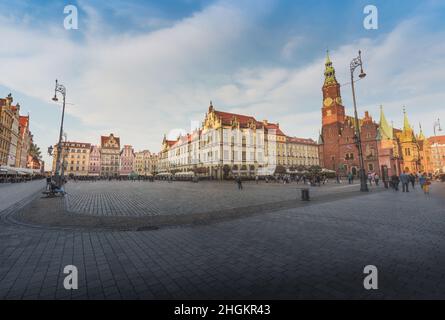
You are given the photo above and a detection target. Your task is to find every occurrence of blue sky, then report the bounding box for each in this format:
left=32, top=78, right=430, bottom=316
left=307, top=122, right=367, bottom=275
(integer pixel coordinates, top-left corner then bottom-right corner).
left=0, top=0, right=444, bottom=167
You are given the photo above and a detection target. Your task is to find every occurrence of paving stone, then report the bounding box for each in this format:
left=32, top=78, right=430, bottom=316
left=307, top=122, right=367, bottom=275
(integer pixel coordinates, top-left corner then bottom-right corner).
left=0, top=181, right=444, bottom=299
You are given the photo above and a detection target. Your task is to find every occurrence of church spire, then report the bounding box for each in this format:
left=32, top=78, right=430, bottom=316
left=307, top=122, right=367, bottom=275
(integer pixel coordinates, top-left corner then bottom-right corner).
left=417, top=123, right=426, bottom=140
left=403, top=106, right=411, bottom=132
left=378, top=105, right=393, bottom=140
left=324, top=50, right=338, bottom=86
left=401, top=106, right=415, bottom=142
left=325, top=49, right=331, bottom=64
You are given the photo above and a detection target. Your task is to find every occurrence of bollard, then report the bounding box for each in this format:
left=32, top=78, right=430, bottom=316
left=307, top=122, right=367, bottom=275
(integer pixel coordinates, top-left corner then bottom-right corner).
left=301, top=188, right=310, bottom=201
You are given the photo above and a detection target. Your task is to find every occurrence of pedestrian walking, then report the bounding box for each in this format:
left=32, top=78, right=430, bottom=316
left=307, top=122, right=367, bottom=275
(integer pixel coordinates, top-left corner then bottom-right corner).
left=419, top=172, right=431, bottom=197
left=391, top=174, right=400, bottom=191
left=374, top=174, right=380, bottom=186
left=409, top=173, right=415, bottom=189
left=400, top=171, right=410, bottom=192
left=348, top=172, right=353, bottom=184
left=236, top=176, right=243, bottom=190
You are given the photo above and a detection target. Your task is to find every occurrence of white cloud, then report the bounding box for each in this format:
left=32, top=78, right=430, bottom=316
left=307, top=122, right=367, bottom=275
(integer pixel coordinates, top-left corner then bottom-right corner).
left=0, top=3, right=444, bottom=172
left=281, top=35, right=304, bottom=60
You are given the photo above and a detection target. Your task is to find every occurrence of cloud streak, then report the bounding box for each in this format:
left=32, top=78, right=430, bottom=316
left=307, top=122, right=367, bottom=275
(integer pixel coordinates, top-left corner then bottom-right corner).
left=0, top=1, right=443, bottom=169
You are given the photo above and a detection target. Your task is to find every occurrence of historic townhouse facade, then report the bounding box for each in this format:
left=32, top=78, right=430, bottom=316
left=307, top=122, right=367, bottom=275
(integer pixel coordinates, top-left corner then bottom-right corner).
left=100, top=133, right=120, bottom=177
left=319, top=52, right=432, bottom=178
left=7, top=103, right=20, bottom=166
left=161, top=102, right=319, bottom=179
left=88, top=145, right=101, bottom=175
left=0, top=95, right=14, bottom=165
left=52, top=141, right=91, bottom=176
left=0, top=94, right=34, bottom=168
left=159, top=136, right=176, bottom=173
left=119, top=145, right=135, bottom=176
left=428, top=136, right=445, bottom=173
left=134, top=150, right=158, bottom=176
left=285, top=137, right=319, bottom=167
left=18, top=115, right=31, bottom=168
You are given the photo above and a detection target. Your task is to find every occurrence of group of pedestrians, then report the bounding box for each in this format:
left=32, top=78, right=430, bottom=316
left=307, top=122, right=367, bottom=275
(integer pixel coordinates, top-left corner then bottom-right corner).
left=390, top=171, right=431, bottom=195
left=367, top=172, right=380, bottom=186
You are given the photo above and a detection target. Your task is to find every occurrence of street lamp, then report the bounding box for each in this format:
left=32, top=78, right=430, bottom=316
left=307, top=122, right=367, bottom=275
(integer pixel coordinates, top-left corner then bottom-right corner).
left=350, top=50, right=368, bottom=192
left=52, top=79, right=67, bottom=186
left=433, top=118, right=442, bottom=173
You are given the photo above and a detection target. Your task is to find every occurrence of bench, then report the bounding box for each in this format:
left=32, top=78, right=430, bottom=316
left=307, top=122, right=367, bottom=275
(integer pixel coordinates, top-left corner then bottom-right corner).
left=42, top=190, right=66, bottom=197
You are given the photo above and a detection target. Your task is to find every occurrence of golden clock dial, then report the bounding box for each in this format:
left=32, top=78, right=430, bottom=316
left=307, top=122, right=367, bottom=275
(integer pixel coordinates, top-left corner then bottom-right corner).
left=323, top=97, right=333, bottom=107
left=336, top=97, right=342, bottom=104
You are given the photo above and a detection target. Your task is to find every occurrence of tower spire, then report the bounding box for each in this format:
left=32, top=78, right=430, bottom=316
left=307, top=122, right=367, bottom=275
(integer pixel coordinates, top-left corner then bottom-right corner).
left=401, top=106, right=415, bottom=142
left=378, top=105, right=393, bottom=140
left=417, top=122, right=426, bottom=140
left=324, top=50, right=337, bottom=86
left=403, top=106, right=411, bottom=132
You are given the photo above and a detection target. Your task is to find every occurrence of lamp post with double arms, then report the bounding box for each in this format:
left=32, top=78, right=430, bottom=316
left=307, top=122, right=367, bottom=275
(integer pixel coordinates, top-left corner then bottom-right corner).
left=52, top=79, right=67, bottom=186
left=350, top=50, right=369, bottom=192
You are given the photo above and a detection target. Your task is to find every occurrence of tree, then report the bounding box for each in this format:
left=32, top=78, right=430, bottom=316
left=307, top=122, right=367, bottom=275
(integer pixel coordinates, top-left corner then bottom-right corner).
left=308, top=165, right=322, bottom=178
left=29, top=143, right=42, bottom=160
left=274, top=165, right=286, bottom=175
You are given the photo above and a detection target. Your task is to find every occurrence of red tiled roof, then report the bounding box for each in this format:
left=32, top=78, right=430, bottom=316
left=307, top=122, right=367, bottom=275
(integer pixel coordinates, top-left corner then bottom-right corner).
left=214, top=110, right=260, bottom=127
left=287, top=136, right=317, bottom=145
left=19, top=116, right=29, bottom=136
left=61, top=141, right=91, bottom=148
left=101, top=134, right=120, bottom=147
left=428, top=135, right=445, bottom=145
left=19, top=115, right=29, bottom=126
left=264, top=122, right=285, bottom=136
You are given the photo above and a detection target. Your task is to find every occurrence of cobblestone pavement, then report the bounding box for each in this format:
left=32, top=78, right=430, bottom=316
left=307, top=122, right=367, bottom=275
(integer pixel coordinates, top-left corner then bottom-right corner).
left=0, top=180, right=45, bottom=212
left=0, top=181, right=444, bottom=299
left=64, top=180, right=365, bottom=216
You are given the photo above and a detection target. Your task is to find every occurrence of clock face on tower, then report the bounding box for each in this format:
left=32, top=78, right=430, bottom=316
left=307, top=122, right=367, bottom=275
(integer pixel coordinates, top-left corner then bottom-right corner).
left=324, top=97, right=333, bottom=107
left=336, top=97, right=342, bottom=105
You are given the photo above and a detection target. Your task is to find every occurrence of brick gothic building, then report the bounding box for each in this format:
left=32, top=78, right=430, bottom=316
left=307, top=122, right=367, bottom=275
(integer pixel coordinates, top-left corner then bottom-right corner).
left=320, top=52, right=379, bottom=176
left=319, top=52, right=431, bottom=178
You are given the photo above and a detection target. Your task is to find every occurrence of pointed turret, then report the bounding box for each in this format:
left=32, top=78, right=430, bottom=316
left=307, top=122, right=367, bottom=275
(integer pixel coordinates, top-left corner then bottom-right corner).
left=324, top=50, right=338, bottom=86
left=417, top=123, right=426, bottom=141
left=403, top=106, right=411, bottom=132
left=378, top=105, right=393, bottom=140
left=318, top=130, right=324, bottom=144
left=400, top=107, right=415, bottom=143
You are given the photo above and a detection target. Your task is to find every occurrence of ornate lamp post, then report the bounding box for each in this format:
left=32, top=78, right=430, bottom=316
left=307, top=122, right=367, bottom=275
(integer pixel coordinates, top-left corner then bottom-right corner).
left=433, top=118, right=442, bottom=173
left=350, top=50, right=368, bottom=192
left=52, top=79, right=67, bottom=186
